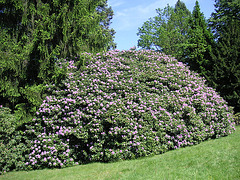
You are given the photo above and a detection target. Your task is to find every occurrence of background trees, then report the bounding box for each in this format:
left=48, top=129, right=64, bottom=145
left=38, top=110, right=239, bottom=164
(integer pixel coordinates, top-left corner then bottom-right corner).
left=137, top=0, right=240, bottom=113
left=183, top=1, right=215, bottom=80
left=0, top=0, right=116, bottom=123
left=209, top=0, right=240, bottom=112
left=137, top=0, right=215, bottom=80
left=137, top=0, right=190, bottom=60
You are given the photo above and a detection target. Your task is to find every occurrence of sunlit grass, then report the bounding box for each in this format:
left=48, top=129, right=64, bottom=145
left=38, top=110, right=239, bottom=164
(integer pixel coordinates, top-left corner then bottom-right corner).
left=1, top=126, right=239, bottom=180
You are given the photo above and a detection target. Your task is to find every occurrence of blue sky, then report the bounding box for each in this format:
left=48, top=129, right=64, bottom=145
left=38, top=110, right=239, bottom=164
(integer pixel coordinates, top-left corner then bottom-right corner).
left=108, top=0, right=215, bottom=50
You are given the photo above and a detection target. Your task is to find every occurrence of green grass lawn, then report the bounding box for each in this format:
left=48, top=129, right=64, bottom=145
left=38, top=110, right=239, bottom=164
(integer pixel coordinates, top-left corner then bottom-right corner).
left=1, top=126, right=240, bottom=180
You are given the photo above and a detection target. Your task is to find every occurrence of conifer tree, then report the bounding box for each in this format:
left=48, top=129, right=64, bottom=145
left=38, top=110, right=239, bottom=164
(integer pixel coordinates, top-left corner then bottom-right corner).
left=212, top=20, right=240, bottom=112
left=183, top=0, right=215, bottom=79
left=96, top=0, right=116, bottom=50
left=0, top=0, right=116, bottom=121
left=209, top=0, right=240, bottom=112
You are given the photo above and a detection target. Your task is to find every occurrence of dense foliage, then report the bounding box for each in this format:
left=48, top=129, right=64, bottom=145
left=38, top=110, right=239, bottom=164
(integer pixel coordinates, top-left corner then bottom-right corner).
left=0, top=0, right=116, bottom=122
left=21, top=50, right=235, bottom=170
left=137, top=0, right=191, bottom=60
left=209, top=0, right=240, bottom=112
left=0, top=106, right=27, bottom=173
left=209, top=0, right=240, bottom=39
left=137, top=1, right=215, bottom=81
left=137, top=0, right=240, bottom=113
left=183, top=1, right=215, bottom=79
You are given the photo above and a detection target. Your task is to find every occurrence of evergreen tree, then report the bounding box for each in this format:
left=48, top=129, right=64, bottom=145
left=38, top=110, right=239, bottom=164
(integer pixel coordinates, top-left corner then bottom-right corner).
left=0, top=0, right=116, bottom=122
left=209, top=0, right=240, bottom=39
left=96, top=0, right=116, bottom=50
left=183, top=1, right=215, bottom=80
left=212, top=20, right=240, bottom=112
left=209, top=0, right=240, bottom=112
left=0, top=29, right=27, bottom=111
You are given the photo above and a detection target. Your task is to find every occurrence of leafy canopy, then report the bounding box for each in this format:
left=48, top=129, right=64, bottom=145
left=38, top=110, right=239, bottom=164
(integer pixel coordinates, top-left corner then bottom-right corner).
left=137, top=0, right=190, bottom=60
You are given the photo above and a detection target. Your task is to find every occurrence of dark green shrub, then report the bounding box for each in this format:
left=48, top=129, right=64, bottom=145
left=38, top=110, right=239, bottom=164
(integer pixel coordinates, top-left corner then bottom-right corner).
left=234, top=113, right=240, bottom=126
left=0, top=106, right=16, bottom=142
left=0, top=106, right=27, bottom=174
left=0, top=133, right=27, bottom=174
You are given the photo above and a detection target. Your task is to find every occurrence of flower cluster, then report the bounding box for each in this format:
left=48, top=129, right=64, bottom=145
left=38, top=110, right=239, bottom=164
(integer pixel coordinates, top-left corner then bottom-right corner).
left=25, top=49, right=235, bottom=169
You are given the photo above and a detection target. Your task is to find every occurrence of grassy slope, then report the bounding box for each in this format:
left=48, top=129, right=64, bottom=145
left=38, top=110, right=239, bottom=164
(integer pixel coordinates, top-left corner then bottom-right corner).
left=1, top=126, right=240, bottom=180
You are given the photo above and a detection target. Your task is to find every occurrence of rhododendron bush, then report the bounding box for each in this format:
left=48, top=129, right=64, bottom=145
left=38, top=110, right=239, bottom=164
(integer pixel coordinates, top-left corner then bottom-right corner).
left=24, top=49, right=235, bottom=169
